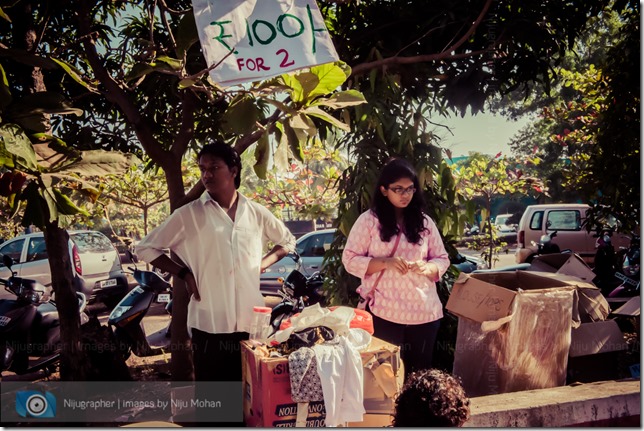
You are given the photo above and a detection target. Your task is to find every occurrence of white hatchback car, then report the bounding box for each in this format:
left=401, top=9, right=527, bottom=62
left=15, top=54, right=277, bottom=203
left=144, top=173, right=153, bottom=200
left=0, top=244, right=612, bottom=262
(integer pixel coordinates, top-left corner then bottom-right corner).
left=0, top=230, right=129, bottom=306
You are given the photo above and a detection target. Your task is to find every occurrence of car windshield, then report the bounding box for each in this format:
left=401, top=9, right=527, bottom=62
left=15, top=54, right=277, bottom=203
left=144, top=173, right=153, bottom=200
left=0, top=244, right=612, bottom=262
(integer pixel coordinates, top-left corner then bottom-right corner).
left=496, top=215, right=510, bottom=225
left=71, top=232, right=114, bottom=253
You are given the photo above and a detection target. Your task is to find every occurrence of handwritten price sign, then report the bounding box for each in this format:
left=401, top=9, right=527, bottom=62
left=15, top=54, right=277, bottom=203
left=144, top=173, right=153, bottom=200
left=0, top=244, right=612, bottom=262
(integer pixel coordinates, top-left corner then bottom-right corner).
left=192, top=0, right=340, bottom=87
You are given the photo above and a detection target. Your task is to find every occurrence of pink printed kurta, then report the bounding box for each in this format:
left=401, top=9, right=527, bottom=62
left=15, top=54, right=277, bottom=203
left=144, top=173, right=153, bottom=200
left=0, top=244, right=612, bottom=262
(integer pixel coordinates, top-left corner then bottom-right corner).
left=342, top=210, right=450, bottom=324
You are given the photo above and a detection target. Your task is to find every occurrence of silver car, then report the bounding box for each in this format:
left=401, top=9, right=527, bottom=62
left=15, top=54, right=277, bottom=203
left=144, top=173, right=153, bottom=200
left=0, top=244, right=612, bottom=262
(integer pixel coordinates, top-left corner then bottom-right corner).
left=0, top=230, right=128, bottom=306
left=259, top=228, right=488, bottom=296
left=260, top=229, right=336, bottom=296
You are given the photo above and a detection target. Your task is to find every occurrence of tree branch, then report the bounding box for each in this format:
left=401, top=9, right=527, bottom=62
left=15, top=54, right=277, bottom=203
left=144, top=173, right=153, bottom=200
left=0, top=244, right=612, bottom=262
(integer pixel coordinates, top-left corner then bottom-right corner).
left=350, top=0, right=494, bottom=77
left=234, top=108, right=283, bottom=155
left=171, top=90, right=198, bottom=159
left=77, top=0, right=169, bottom=166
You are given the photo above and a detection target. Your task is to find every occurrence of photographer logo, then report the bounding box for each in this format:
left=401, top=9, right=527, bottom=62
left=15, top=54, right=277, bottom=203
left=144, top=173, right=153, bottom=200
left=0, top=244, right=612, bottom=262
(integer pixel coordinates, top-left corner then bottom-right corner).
left=15, top=391, right=56, bottom=418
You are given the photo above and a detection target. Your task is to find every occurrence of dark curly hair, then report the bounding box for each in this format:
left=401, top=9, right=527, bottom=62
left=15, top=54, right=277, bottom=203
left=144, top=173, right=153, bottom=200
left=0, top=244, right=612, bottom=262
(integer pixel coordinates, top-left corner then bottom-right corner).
left=197, top=141, right=242, bottom=188
left=371, top=158, right=427, bottom=244
left=393, top=369, right=471, bottom=427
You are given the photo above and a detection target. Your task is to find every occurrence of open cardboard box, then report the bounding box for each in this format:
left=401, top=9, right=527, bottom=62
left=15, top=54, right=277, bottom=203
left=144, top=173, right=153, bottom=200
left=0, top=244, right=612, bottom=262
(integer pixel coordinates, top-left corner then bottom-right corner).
left=241, top=336, right=402, bottom=427
left=529, top=253, right=597, bottom=283
left=447, top=271, right=584, bottom=397
left=567, top=319, right=629, bottom=383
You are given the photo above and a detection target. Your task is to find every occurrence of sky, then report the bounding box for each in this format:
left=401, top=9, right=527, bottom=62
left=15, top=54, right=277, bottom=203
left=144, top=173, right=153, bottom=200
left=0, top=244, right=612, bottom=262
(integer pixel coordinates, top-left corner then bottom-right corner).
left=436, top=112, right=533, bottom=158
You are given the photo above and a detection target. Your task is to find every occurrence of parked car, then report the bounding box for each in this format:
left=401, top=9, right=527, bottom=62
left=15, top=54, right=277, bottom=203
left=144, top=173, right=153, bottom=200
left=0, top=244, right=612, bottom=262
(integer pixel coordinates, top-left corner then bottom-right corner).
left=0, top=230, right=129, bottom=306
left=260, top=229, right=488, bottom=296
left=515, top=204, right=629, bottom=264
left=494, top=213, right=518, bottom=235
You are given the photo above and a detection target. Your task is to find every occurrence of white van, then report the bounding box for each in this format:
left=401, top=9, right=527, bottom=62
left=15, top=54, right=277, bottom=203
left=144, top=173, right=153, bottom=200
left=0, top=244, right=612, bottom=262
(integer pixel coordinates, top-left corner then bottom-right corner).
left=515, top=204, right=628, bottom=264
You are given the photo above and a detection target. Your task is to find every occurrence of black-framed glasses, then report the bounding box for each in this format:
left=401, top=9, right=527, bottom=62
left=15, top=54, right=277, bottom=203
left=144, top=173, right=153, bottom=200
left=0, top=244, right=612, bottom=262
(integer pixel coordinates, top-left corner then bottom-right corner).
left=388, top=186, right=416, bottom=196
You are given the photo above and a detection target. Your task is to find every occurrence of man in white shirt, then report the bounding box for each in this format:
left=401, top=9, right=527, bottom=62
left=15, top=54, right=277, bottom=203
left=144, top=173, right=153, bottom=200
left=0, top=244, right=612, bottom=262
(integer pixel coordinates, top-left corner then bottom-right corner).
left=136, top=142, right=295, bottom=423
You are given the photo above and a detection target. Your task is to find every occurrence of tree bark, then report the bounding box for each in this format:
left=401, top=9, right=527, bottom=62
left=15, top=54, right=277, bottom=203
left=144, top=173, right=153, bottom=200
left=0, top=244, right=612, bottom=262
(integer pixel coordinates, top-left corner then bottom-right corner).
left=43, top=222, right=90, bottom=380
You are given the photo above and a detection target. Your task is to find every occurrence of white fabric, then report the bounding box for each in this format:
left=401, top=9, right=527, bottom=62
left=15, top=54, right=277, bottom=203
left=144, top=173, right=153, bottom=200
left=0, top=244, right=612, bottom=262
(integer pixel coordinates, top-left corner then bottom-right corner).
left=311, top=336, right=365, bottom=427
left=136, top=192, right=295, bottom=334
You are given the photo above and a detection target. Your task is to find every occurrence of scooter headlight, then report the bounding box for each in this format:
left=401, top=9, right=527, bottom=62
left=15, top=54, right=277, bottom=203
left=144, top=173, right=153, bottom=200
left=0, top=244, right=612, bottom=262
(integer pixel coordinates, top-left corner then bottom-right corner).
left=110, top=305, right=132, bottom=321
left=2, top=345, right=14, bottom=368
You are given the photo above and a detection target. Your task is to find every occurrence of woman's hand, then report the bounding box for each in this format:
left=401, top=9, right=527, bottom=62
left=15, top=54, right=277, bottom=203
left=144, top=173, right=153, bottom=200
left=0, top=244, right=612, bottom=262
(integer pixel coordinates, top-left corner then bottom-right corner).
left=385, top=256, right=410, bottom=274
left=408, top=260, right=439, bottom=279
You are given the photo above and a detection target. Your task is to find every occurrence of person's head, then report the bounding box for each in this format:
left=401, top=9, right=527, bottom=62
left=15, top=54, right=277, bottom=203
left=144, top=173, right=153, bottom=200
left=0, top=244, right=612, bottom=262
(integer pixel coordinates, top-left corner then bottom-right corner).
left=371, top=158, right=427, bottom=243
left=197, top=142, right=242, bottom=194
left=393, top=369, right=471, bottom=427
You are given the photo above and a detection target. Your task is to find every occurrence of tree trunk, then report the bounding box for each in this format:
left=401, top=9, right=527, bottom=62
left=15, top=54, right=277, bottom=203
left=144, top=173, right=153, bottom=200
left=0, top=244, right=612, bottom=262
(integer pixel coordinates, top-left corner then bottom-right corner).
left=43, top=222, right=90, bottom=380
left=165, top=162, right=194, bottom=382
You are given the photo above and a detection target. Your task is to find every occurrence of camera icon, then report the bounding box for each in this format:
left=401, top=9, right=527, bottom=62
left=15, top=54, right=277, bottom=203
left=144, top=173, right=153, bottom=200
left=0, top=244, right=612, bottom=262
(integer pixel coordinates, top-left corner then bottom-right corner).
left=15, top=391, right=56, bottom=418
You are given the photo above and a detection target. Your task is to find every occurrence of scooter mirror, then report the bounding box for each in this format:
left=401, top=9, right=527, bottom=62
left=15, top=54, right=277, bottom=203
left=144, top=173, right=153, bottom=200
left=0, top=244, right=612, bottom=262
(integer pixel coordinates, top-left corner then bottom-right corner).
left=2, top=254, right=14, bottom=269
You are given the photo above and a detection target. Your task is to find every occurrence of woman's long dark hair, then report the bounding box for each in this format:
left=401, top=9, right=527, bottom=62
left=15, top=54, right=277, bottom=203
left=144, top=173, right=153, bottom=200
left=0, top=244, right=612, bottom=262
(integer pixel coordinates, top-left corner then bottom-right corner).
left=371, top=158, right=428, bottom=244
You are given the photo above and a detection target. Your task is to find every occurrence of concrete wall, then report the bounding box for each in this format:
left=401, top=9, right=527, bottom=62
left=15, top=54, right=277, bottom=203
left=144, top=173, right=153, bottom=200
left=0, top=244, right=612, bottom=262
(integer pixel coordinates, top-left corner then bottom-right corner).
left=464, top=379, right=640, bottom=427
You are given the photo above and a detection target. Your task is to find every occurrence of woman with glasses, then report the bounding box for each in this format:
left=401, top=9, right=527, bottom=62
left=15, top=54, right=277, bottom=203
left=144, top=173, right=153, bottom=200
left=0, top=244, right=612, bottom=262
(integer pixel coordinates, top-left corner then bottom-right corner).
left=342, top=158, right=450, bottom=376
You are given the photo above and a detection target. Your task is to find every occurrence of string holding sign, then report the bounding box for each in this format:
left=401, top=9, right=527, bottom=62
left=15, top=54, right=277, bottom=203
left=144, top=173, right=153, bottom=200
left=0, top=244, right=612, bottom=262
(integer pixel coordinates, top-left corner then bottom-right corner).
left=192, top=0, right=340, bottom=87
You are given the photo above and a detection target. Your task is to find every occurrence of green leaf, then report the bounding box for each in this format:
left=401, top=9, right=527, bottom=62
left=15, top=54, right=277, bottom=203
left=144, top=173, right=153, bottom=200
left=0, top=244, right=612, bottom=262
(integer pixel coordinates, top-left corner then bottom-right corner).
left=156, top=56, right=183, bottom=70
left=311, top=90, right=366, bottom=109
left=288, top=113, right=317, bottom=138
left=5, top=91, right=83, bottom=117
left=50, top=57, right=99, bottom=93
left=263, top=98, right=298, bottom=116
left=307, top=63, right=348, bottom=100
left=273, top=123, right=289, bottom=172
left=0, top=7, right=11, bottom=23
left=178, top=78, right=196, bottom=89
left=125, top=63, right=158, bottom=82
left=53, top=188, right=90, bottom=216
left=58, top=150, right=138, bottom=177
left=176, top=12, right=199, bottom=59
left=282, top=122, right=304, bottom=162
left=0, top=62, right=11, bottom=109
left=41, top=186, right=59, bottom=222
left=253, top=132, right=270, bottom=179
left=221, top=97, right=259, bottom=135
left=20, top=182, right=47, bottom=229
left=294, top=72, right=319, bottom=101
left=32, top=140, right=81, bottom=172
left=0, top=123, right=39, bottom=171
left=303, top=106, right=350, bottom=132
left=281, top=74, right=305, bottom=103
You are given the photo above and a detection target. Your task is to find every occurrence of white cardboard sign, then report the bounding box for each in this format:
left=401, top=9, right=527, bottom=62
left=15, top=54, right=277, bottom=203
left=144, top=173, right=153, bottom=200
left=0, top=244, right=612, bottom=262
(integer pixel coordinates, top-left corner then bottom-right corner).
left=192, top=0, right=340, bottom=87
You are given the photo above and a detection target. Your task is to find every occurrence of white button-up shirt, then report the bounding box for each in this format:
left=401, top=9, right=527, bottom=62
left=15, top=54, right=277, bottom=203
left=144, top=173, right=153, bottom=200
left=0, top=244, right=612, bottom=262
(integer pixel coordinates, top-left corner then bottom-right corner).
left=135, top=192, right=295, bottom=335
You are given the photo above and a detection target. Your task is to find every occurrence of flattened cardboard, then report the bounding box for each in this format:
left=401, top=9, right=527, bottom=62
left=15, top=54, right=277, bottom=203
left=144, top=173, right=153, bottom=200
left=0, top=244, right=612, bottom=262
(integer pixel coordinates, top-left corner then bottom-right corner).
left=569, top=320, right=628, bottom=357
left=447, top=274, right=517, bottom=323
left=530, top=253, right=597, bottom=283
left=610, top=296, right=641, bottom=317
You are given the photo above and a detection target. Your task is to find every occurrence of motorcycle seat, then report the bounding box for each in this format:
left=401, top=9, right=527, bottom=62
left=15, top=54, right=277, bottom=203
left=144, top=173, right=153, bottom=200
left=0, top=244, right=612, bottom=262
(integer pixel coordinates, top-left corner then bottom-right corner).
left=36, top=302, right=59, bottom=328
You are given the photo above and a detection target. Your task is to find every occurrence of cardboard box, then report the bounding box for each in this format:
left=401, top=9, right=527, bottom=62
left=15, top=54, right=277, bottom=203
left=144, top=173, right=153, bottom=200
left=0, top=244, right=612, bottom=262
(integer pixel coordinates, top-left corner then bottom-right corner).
left=522, top=271, right=611, bottom=323
left=567, top=320, right=628, bottom=383
left=346, top=413, right=393, bottom=427
left=242, top=337, right=402, bottom=427
left=448, top=271, right=578, bottom=397
left=568, top=319, right=627, bottom=357
left=529, top=253, right=597, bottom=283
left=610, top=296, right=640, bottom=317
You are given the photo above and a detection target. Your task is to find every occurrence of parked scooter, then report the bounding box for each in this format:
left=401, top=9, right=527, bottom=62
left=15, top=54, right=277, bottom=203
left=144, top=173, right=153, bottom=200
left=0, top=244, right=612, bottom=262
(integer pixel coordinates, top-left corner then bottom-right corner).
left=591, top=228, right=624, bottom=296
left=524, top=231, right=571, bottom=263
left=108, top=267, right=172, bottom=359
left=270, top=253, right=325, bottom=335
left=0, top=255, right=88, bottom=375
left=607, top=233, right=640, bottom=298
